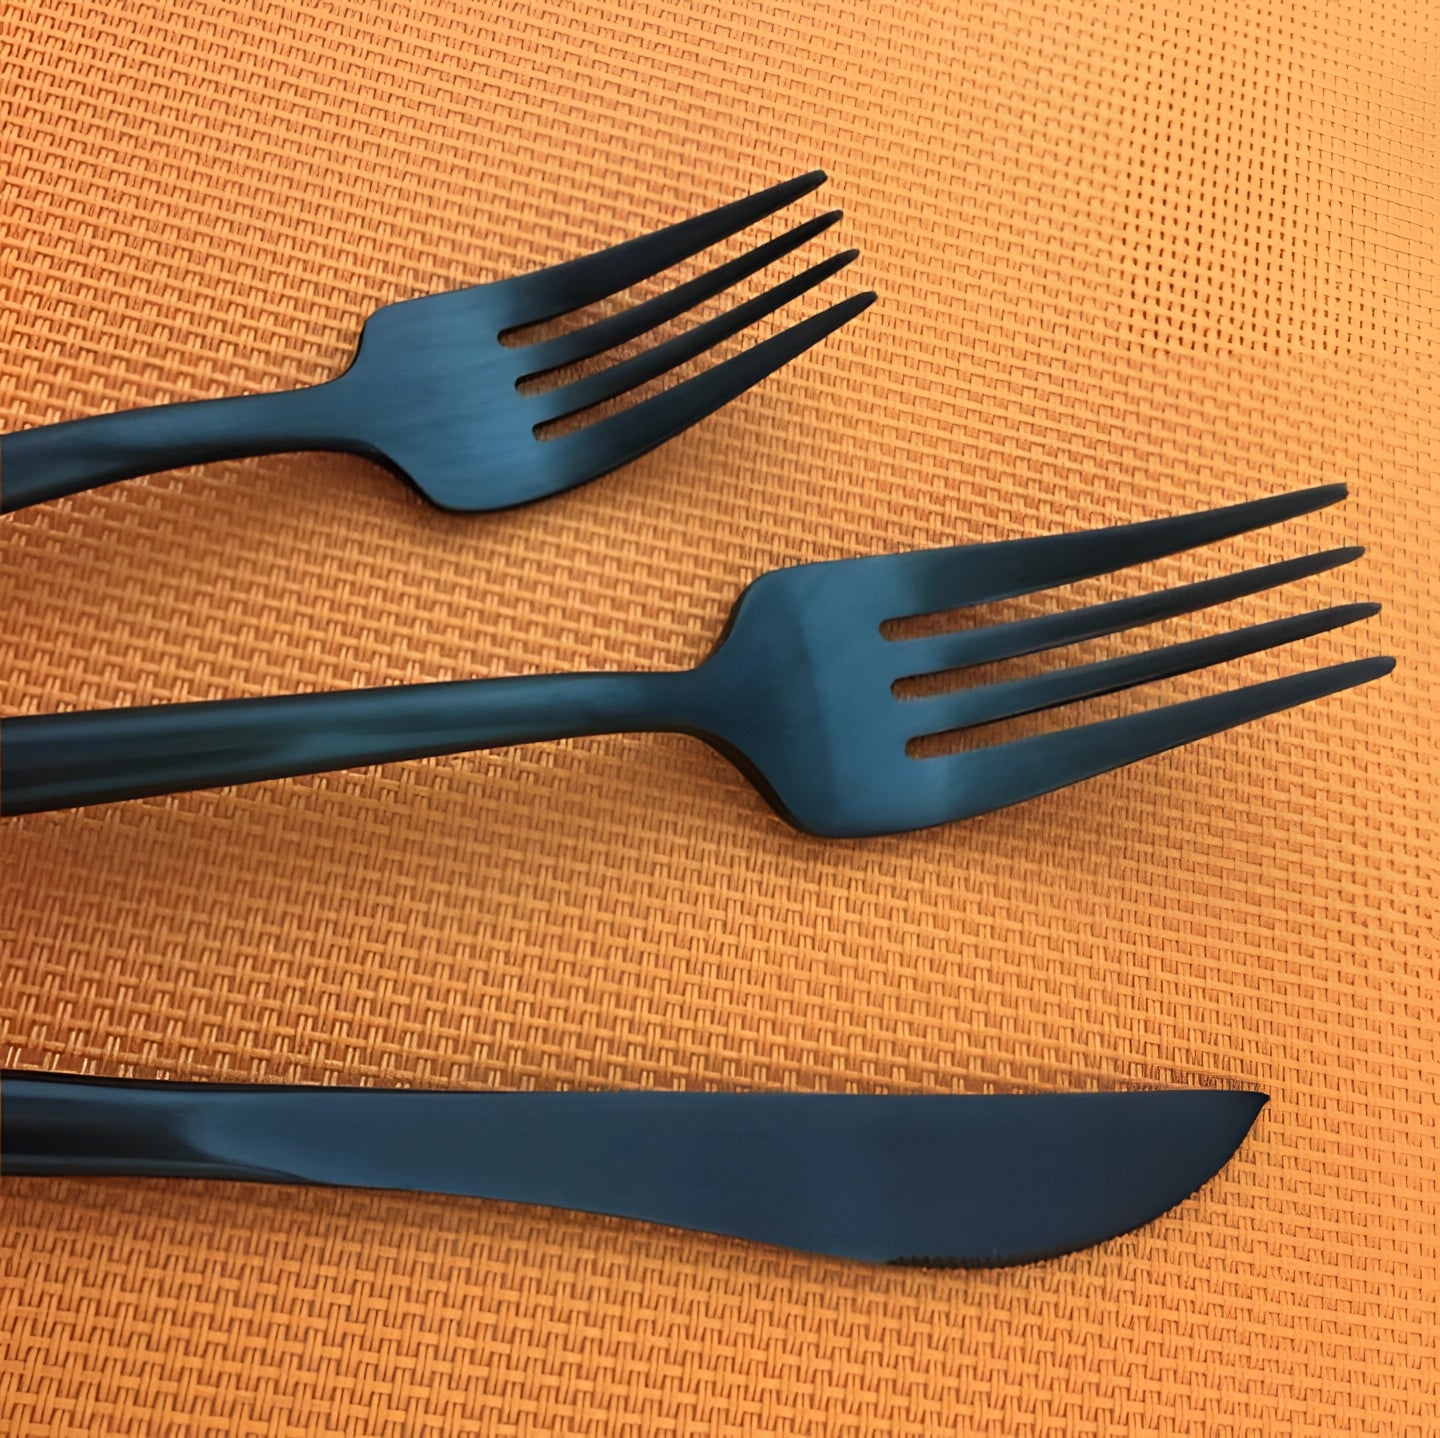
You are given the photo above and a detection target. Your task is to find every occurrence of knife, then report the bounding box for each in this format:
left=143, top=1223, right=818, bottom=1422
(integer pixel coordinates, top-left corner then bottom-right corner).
left=0, top=1072, right=1265, bottom=1265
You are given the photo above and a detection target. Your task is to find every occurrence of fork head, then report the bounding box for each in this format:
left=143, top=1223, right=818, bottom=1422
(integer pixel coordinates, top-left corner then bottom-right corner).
left=329, top=172, right=872, bottom=510
left=696, top=485, right=1392, bottom=837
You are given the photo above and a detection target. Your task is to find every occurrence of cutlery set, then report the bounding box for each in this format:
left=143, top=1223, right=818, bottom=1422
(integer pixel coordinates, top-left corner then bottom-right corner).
left=1, top=173, right=1391, bottom=1265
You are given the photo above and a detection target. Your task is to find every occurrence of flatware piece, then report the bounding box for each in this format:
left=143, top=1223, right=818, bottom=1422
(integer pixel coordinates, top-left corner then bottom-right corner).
left=0, top=486, right=1390, bottom=831
left=1, top=172, right=869, bottom=513
left=0, top=1072, right=1267, bottom=1265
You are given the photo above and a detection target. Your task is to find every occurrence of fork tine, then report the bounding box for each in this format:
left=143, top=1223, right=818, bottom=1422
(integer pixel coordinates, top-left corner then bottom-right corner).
left=890, top=546, right=1365, bottom=680
left=905, top=604, right=1379, bottom=737
left=537, top=291, right=875, bottom=492
left=925, top=656, right=1394, bottom=824
left=516, top=211, right=844, bottom=376
left=862, top=485, right=1350, bottom=620
left=529, top=250, right=860, bottom=427
left=505, top=171, right=828, bottom=325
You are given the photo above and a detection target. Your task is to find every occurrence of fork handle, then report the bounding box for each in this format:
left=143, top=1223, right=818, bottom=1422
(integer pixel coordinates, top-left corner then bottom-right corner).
left=0, top=668, right=707, bottom=815
left=1, top=382, right=354, bottom=513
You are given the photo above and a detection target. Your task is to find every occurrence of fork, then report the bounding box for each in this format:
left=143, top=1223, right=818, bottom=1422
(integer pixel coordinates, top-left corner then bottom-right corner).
left=0, top=172, right=871, bottom=514
left=0, top=486, right=1391, bottom=831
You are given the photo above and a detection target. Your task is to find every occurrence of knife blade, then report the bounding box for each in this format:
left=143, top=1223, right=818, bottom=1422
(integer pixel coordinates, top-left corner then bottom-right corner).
left=0, top=1072, right=1264, bottom=1265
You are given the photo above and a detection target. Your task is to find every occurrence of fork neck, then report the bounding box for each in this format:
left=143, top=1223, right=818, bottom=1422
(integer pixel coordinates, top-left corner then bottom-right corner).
left=0, top=665, right=723, bottom=816
left=441, top=665, right=718, bottom=744
left=0, top=378, right=363, bottom=513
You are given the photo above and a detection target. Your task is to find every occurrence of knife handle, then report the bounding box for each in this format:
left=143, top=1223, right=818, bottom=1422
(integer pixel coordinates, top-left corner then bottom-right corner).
left=0, top=383, right=352, bottom=513
left=0, top=1070, right=287, bottom=1181
left=0, top=667, right=705, bottom=816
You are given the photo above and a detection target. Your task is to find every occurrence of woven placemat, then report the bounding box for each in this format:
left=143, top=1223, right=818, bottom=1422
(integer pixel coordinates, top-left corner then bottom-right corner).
left=1, top=1, right=1435, bottom=1431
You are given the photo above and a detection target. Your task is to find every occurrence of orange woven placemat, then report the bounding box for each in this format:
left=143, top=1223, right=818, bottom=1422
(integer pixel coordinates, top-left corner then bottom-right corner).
left=1, top=1, right=1435, bottom=1431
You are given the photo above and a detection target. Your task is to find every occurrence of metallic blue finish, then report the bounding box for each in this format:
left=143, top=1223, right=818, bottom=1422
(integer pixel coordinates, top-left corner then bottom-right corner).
left=0, top=173, right=870, bottom=514
left=0, top=1072, right=1268, bottom=1266
left=0, top=487, right=1390, bottom=831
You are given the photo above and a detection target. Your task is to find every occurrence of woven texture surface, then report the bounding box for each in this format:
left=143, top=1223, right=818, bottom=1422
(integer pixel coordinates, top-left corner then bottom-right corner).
left=1, top=0, right=1435, bottom=1431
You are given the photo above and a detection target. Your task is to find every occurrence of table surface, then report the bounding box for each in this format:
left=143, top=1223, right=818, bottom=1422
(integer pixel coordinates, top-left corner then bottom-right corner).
left=1, top=1, right=1435, bottom=1432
